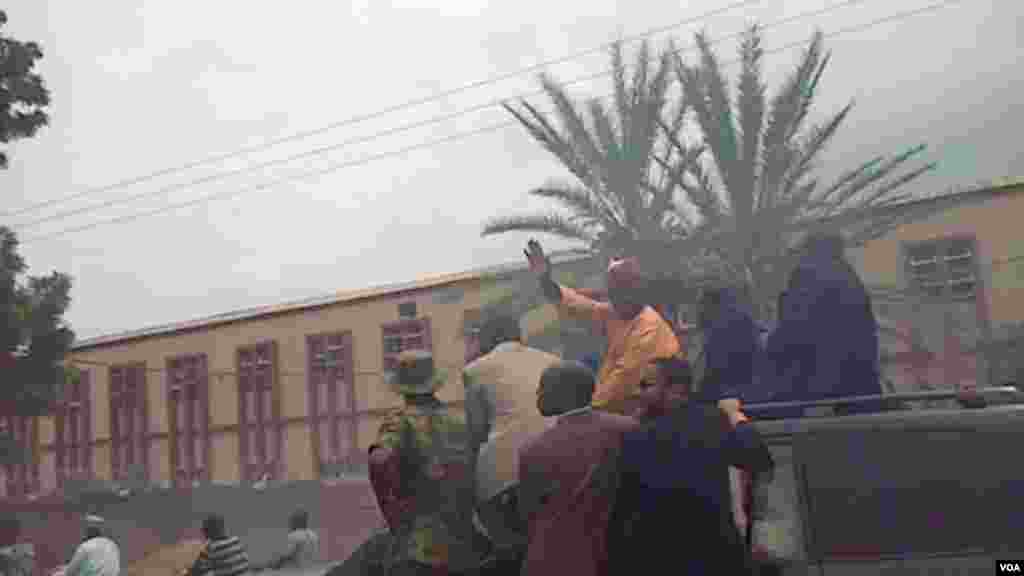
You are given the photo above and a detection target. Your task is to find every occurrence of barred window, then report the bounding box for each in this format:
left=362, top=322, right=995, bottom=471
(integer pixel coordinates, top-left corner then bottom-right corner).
left=307, top=332, right=355, bottom=478
left=110, top=363, right=148, bottom=482
left=906, top=237, right=978, bottom=300
left=167, top=354, right=209, bottom=487
left=56, top=370, right=91, bottom=487
left=238, top=342, right=281, bottom=483
left=382, top=317, right=433, bottom=372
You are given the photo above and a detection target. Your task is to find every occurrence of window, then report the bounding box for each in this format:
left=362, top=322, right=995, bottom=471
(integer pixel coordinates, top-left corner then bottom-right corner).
left=307, top=332, right=355, bottom=478
left=237, top=342, right=281, bottom=483
left=382, top=317, right=433, bottom=372
left=0, top=415, right=39, bottom=498
left=55, top=370, right=92, bottom=487
left=398, top=301, right=417, bottom=319
left=110, top=364, right=149, bottom=483
left=463, top=308, right=482, bottom=363
left=167, top=354, right=209, bottom=487
left=906, top=237, right=978, bottom=300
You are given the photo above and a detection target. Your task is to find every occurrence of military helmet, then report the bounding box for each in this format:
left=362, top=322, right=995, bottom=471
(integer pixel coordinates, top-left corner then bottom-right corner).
left=384, top=349, right=447, bottom=396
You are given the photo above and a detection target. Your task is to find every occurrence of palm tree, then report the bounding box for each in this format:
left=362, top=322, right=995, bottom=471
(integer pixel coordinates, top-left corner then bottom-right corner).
left=665, top=25, right=939, bottom=320
left=481, top=39, right=703, bottom=269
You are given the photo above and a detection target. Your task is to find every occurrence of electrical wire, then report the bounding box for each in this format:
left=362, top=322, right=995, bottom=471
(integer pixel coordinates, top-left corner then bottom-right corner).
left=20, top=0, right=960, bottom=245
left=2, top=0, right=759, bottom=220
left=11, top=0, right=868, bottom=232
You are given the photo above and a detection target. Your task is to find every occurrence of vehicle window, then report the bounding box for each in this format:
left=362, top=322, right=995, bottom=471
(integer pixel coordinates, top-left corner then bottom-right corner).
left=800, top=426, right=1024, bottom=560
left=751, top=443, right=807, bottom=563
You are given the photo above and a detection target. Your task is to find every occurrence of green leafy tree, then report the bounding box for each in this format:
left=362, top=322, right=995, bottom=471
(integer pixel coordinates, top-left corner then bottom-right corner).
left=663, top=26, right=937, bottom=319
left=1, top=228, right=76, bottom=421
left=0, top=9, right=51, bottom=169
left=0, top=12, right=66, bottom=465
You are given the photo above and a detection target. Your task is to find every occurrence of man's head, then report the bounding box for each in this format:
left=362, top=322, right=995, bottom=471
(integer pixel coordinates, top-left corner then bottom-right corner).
left=478, top=314, right=522, bottom=356
left=799, top=231, right=846, bottom=260
left=83, top=515, right=105, bottom=541
left=536, top=361, right=595, bottom=416
left=638, top=356, right=692, bottom=417
left=289, top=509, right=309, bottom=531
left=201, top=514, right=226, bottom=541
left=606, top=257, right=647, bottom=317
left=385, top=349, right=445, bottom=398
left=698, top=285, right=751, bottom=329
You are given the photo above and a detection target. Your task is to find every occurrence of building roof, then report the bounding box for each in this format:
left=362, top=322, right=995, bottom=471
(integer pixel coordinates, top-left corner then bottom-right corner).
left=71, top=249, right=595, bottom=352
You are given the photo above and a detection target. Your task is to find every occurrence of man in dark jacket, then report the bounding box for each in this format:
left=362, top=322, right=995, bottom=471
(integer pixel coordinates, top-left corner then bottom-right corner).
left=769, top=232, right=882, bottom=413
left=607, top=357, right=774, bottom=575
left=697, top=286, right=759, bottom=410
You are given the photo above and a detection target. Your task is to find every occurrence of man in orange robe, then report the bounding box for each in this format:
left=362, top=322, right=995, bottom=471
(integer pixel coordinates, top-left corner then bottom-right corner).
left=524, top=240, right=680, bottom=415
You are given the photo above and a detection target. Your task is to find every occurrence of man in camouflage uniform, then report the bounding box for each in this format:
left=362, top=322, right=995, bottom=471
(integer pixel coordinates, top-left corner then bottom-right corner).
left=368, top=350, right=484, bottom=576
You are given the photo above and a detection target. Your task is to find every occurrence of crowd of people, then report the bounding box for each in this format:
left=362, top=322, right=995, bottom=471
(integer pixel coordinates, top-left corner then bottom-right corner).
left=49, top=507, right=319, bottom=576
left=365, top=233, right=882, bottom=575
left=45, top=232, right=880, bottom=576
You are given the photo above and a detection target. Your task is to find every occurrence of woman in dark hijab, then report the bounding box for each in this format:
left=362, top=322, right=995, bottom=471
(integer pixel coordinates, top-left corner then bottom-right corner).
left=770, top=232, right=882, bottom=413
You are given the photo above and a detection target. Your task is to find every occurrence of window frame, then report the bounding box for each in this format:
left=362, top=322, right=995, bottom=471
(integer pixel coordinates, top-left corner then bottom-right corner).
left=397, top=301, right=418, bottom=319
left=109, top=363, right=149, bottom=483
left=166, top=354, right=211, bottom=488
left=381, top=316, right=433, bottom=373
left=236, top=341, right=282, bottom=483
left=0, top=414, right=40, bottom=498
left=903, top=235, right=980, bottom=302
left=306, top=331, right=356, bottom=478
left=55, top=369, right=92, bottom=488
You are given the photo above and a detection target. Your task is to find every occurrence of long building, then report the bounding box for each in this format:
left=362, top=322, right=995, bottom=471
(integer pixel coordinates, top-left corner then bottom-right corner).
left=1, top=250, right=600, bottom=498
left=2, top=178, right=1023, bottom=499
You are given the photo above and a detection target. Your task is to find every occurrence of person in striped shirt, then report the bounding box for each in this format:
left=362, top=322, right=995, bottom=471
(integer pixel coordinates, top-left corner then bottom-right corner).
left=187, top=514, right=251, bottom=576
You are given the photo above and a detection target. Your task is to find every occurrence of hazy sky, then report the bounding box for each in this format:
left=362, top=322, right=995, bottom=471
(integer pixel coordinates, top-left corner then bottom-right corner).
left=2, top=0, right=1020, bottom=340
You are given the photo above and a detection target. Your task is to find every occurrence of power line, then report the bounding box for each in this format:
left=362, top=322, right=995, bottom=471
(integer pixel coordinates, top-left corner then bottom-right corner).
left=2, top=0, right=759, bottom=220
left=10, top=0, right=857, bottom=232
left=21, top=1, right=960, bottom=245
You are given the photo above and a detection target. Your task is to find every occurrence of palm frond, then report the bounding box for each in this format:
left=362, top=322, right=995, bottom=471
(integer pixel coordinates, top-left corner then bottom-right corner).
left=827, top=144, right=929, bottom=212
left=588, top=98, right=621, bottom=163
left=611, top=42, right=632, bottom=138
left=818, top=155, right=885, bottom=206
left=758, top=30, right=824, bottom=212
left=781, top=102, right=854, bottom=204
left=622, top=46, right=673, bottom=229
left=481, top=213, right=598, bottom=245
left=528, top=184, right=617, bottom=229
left=683, top=32, right=741, bottom=212
left=793, top=38, right=830, bottom=133
left=504, top=100, right=606, bottom=207
left=736, top=24, right=766, bottom=214
left=537, top=74, right=610, bottom=189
